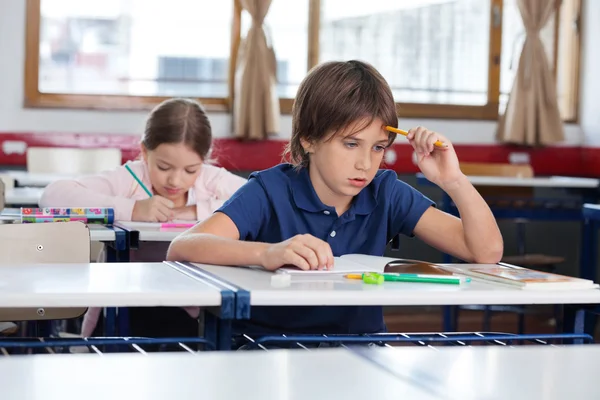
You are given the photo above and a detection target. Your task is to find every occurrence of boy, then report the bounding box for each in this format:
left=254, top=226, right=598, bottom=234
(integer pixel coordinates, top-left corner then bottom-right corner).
left=167, top=60, right=503, bottom=335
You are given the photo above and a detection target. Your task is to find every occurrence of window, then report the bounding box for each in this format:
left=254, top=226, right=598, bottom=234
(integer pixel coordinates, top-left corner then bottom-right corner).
left=25, top=0, right=581, bottom=121
left=28, top=0, right=234, bottom=109
left=320, top=0, right=492, bottom=106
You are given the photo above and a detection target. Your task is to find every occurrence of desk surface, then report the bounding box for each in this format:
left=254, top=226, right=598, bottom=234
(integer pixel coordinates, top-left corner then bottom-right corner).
left=115, top=221, right=193, bottom=242
left=191, top=262, right=600, bottom=306
left=359, top=344, right=600, bottom=400
left=88, top=224, right=116, bottom=242
left=0, top=349, right=437, bottom=400
left=416, top=172, right=600, bottom=188
left=0, top=262, right=221, bottom=308
left=583, top=203, right=600, bottom=218
left=4, top=187, right=43, bottom=206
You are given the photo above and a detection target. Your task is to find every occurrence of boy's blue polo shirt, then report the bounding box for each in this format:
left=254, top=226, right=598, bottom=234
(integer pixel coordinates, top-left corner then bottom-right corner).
left=217, top=163, right=434, bottom=335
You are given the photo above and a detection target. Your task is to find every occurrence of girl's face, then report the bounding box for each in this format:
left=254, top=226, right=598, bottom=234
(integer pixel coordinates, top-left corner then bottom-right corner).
left=142, top=142, right=204, bottom=204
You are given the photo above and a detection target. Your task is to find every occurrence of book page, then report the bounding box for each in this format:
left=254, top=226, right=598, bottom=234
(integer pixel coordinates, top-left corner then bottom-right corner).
left=277, top=256, right=381, bottom=275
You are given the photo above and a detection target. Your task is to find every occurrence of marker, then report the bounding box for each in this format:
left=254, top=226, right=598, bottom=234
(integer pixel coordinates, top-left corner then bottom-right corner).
left=125, top=164, right=153, bottom=197
left=344, top=273, right=469, bottom=285
left=382, top=275, right=464, bottom=285
left=386, top=273, right=471, bottom=283
left=161, top=222, right=196, bottom=228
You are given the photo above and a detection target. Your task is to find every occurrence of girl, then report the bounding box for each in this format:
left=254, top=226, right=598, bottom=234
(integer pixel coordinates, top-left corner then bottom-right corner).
left=167, top=61, right=503, bottom=338
left=41, top=98, right=247, bottom=339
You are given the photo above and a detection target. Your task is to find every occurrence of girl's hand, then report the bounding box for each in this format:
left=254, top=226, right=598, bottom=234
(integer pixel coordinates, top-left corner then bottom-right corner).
left=260, top=234, right=335, bottom=271
left=132, top=196, right=174, bottom=222
left=407, top=126, right=465, bottom=190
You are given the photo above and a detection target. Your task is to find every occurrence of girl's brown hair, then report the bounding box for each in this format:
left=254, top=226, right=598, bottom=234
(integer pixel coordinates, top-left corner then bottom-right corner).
left=284, top=60, right=398, bottom=168
left=142, top=98, right=212, bottom=160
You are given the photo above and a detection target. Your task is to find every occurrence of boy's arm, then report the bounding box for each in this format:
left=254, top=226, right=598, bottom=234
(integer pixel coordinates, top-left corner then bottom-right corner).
left=406, top=126, right=503, bottom=263
left=167, top=178, right=334, bottom=270
left=166, top=212, right=268, bottom=266
left=413, top=175, right=503, bottom=263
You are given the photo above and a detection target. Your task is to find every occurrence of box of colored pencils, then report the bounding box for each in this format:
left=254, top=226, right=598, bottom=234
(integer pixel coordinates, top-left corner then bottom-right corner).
left=20, top=208, right=115, bottom=225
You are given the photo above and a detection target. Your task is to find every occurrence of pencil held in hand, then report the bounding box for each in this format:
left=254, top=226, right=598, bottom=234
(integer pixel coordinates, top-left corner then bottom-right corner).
left=385, top=126, right=447, bottom=148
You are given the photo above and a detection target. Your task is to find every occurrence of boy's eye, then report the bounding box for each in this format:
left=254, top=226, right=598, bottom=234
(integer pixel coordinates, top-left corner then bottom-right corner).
left=157, top=165, right=169, bottom=171
left=185, top=169, right=198, bottom=174
left=344, top=141, right=358, bottom=148
left=374, top=145, right=386, bottom=152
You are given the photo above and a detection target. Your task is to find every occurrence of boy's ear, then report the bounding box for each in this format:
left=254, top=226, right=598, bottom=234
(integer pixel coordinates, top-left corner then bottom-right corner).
left=300, top=138, right=313, bottom=154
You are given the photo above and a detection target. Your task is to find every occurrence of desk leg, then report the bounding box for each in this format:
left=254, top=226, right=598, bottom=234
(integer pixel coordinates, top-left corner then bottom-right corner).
left=562, top=304, right=595, bottom=344
left=580, top=218, right=598, bottom=282
left=203, top=310, right=233, bottom=351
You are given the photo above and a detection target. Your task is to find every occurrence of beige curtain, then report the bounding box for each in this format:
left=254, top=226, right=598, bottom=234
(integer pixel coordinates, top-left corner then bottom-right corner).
left=233, top=0, right=280, bottom=140
left=496, top=0, right=563, bottom=146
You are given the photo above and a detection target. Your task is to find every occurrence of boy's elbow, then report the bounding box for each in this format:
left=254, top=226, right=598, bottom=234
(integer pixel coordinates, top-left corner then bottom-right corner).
left=472, top=241, right=504, bottom=264
left=166, top=238, right=185, bottom=261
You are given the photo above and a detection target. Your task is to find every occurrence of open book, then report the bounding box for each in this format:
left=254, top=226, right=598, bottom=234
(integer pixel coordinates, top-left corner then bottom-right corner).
left=276, top=254, right=599, bottom=290
left=276, top=254, right=454, bottom=276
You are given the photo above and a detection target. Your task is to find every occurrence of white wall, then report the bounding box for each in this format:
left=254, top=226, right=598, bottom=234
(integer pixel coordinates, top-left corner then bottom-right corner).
left=580, top=0, right=600, bottom=146
left=0, top=0, right=591, bottom=146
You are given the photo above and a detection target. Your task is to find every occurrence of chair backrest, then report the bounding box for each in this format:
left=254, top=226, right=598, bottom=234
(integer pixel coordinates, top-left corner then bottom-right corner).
left=0, top=222, right=90, bottom=321
left=27, top=147, right=122, bottom=174
left=459, top=162, right=534, bottom=178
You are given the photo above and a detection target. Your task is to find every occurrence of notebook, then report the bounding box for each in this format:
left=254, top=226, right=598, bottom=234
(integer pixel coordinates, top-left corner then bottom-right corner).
left=276, top=254, right=454, bottom=276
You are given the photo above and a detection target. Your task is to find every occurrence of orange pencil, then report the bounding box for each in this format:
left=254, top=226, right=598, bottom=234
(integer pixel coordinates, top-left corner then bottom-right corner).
left=385, top=126, right=447, bottom=148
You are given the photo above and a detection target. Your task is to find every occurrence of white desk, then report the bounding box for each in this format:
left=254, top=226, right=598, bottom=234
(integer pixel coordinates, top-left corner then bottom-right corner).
left=416, top=172, right=600, bottom=188
left=191, top=263, right=600, bottom=307
left=0, top=349, right=438, bottom=400
left=359, top=344, right=600, bottom=400
left=4, top=187, right=43, bottom=206
left=88, top=224, right=117, bottom=242
left=0, top=171, right=75, bottom=187
left=0, top=262, right=221, bottom=308
left=116, top=221, right=194, bottom=242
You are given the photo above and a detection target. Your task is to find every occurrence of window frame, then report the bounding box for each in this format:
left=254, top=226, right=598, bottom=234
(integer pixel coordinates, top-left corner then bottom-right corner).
left=24, top=0, right=580, bottom=122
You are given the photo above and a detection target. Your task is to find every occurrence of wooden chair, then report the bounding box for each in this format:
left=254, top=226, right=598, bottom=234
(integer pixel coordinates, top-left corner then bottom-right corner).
left=0, top=222, right=90, bottom=323
left=458, top=162, right=564, bottom=332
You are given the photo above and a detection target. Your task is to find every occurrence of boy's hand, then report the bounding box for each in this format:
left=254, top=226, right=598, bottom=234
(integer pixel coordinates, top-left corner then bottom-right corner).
left=132, top=196, right=175, bottom=222
left=260, top=234, right=335, bottom=271
left=407, top=126, right=465, bottom=190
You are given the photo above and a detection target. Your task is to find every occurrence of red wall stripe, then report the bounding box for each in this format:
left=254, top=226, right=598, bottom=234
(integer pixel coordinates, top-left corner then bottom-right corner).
left=0, top=132, right=598, bottom=177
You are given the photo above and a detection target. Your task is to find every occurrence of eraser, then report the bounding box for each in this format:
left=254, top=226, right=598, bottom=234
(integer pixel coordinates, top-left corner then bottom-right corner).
left=271, top=273, right=291, bottom=287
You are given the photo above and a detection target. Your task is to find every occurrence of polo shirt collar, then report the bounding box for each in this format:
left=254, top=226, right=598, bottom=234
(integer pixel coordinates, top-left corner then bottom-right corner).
left=290, top=167, right=378, bottom=215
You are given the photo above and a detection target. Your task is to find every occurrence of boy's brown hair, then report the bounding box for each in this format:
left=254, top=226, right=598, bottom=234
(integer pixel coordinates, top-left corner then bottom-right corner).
left=142, top=98, right=213, bottom=161
left=284, top=60, right=398, bottom=167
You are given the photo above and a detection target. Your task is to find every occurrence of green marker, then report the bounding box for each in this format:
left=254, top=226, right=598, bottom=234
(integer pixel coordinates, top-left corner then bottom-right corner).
left=382, top=273, right=467, bottom=285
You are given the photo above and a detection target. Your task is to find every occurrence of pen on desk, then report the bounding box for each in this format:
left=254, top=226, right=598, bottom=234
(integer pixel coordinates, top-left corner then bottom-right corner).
left=125, top=164, right=153, bottom=197
left=384, top=126, right=447, bottom=148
